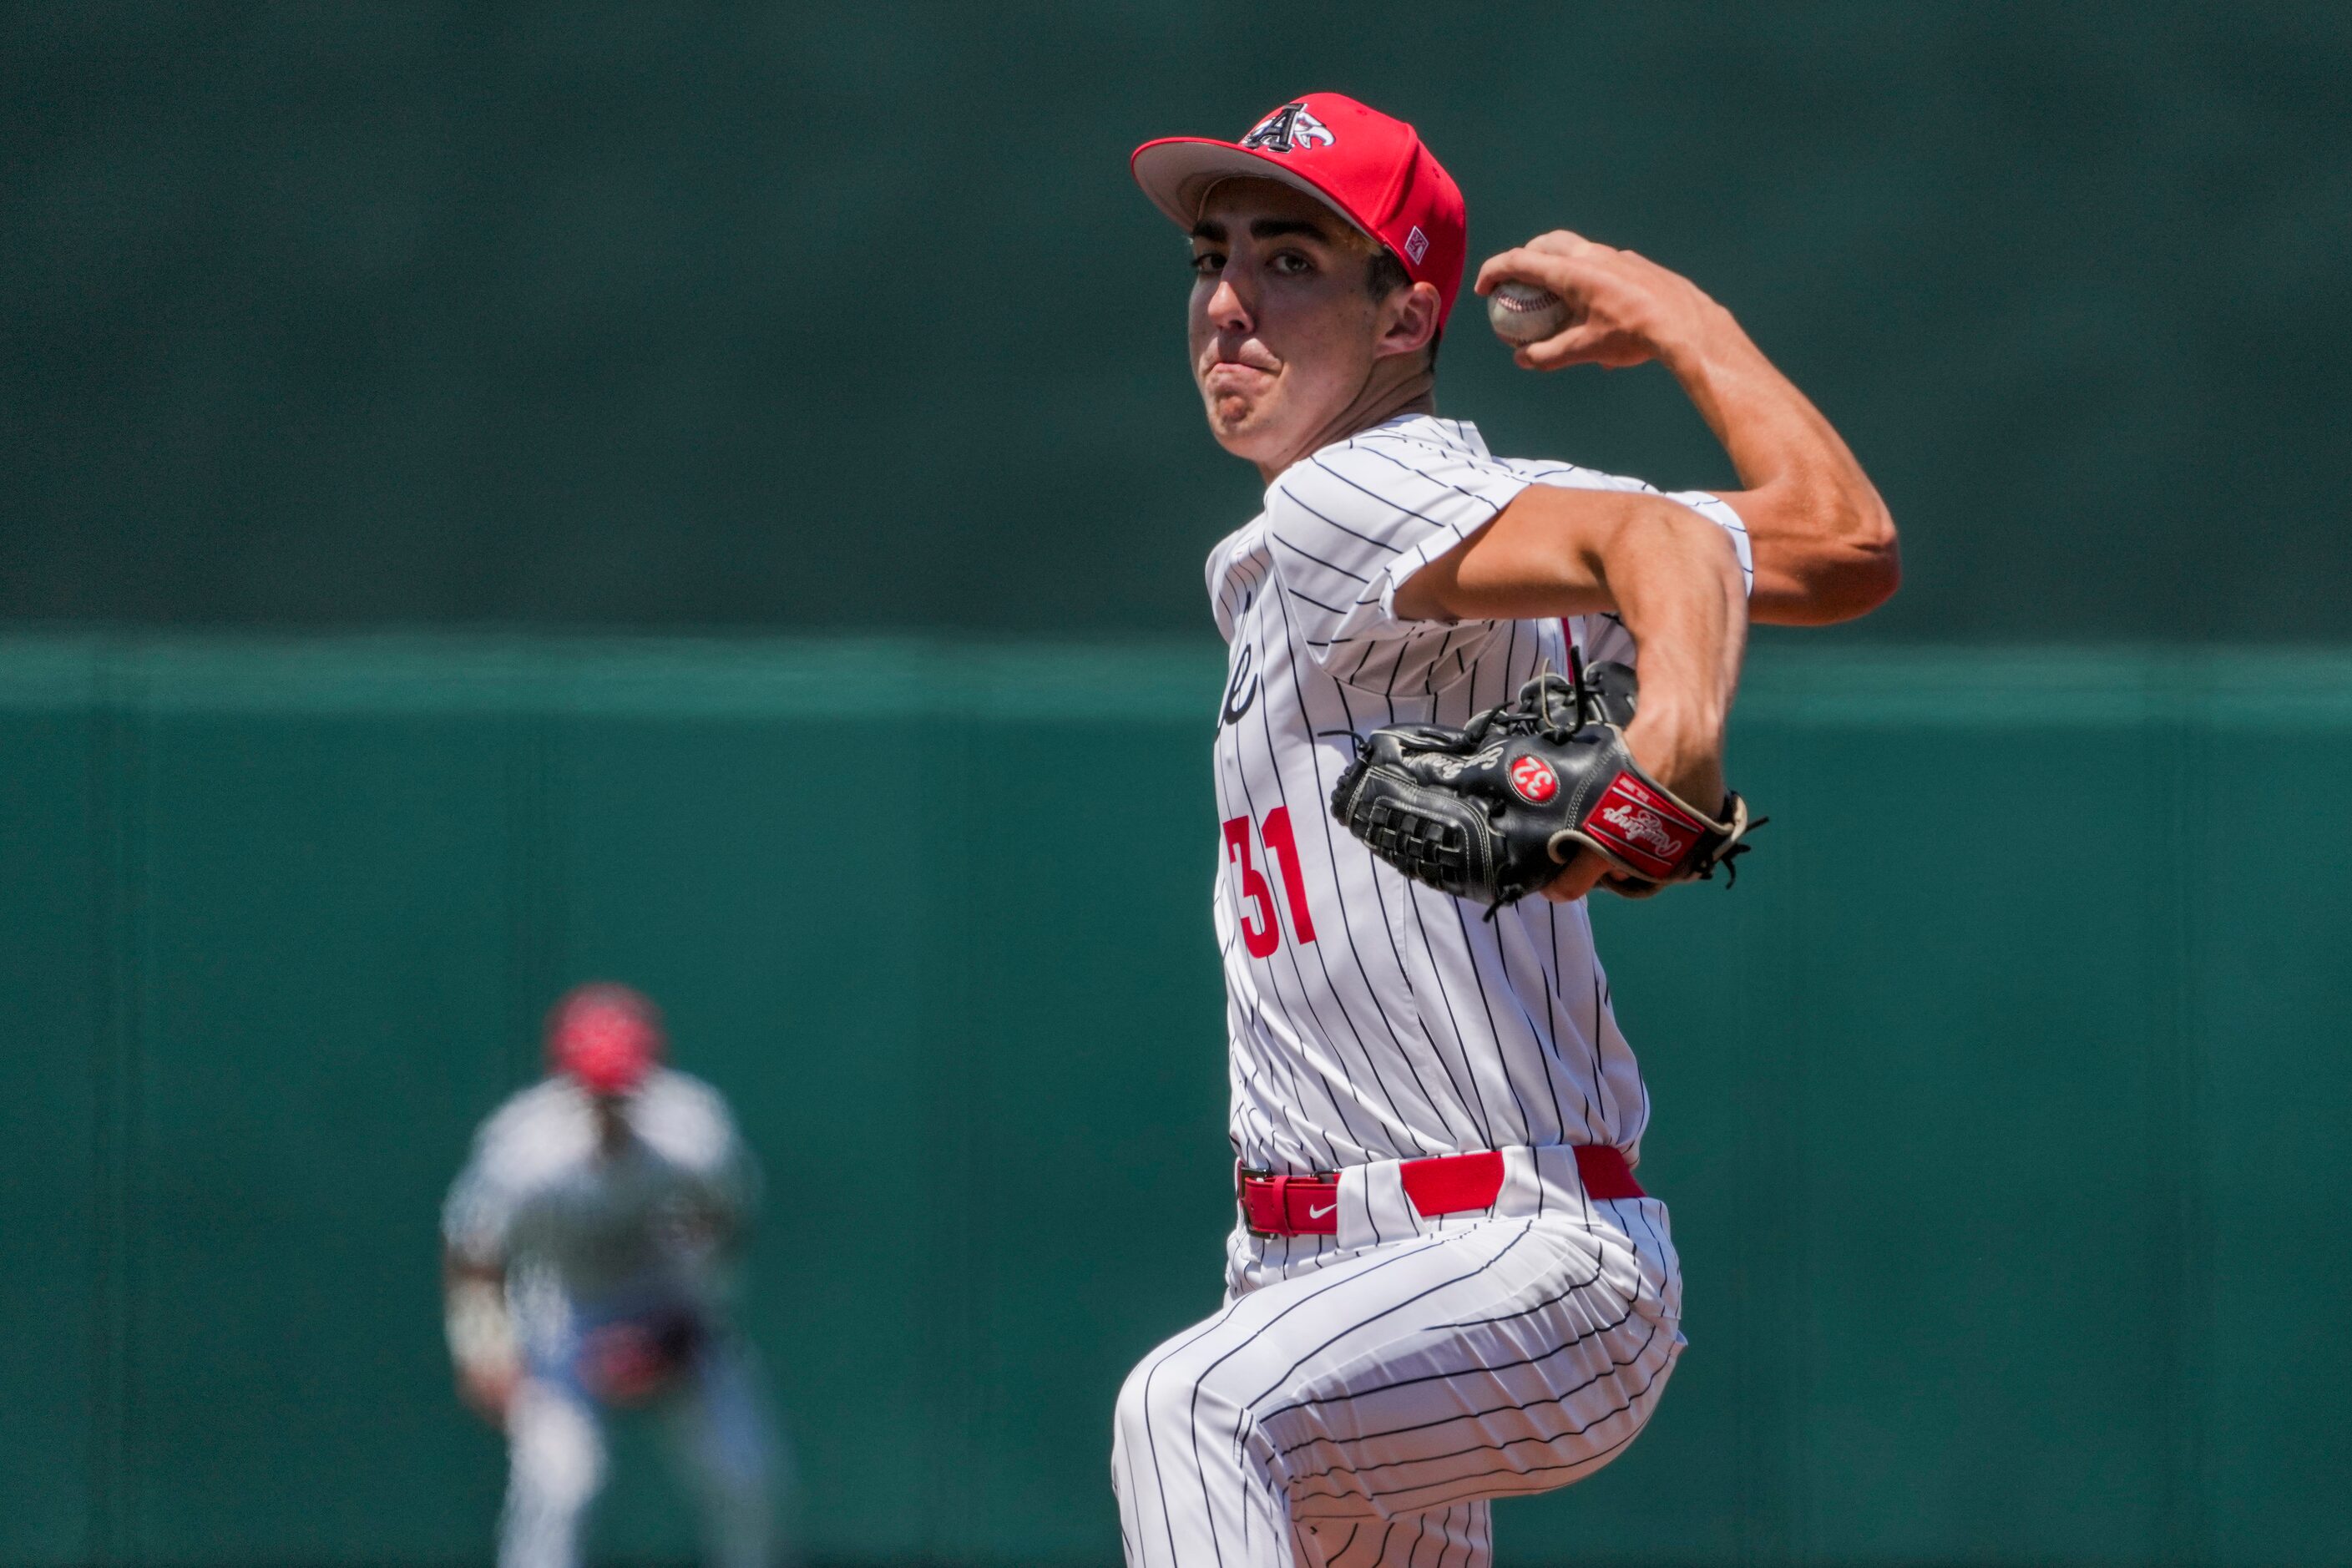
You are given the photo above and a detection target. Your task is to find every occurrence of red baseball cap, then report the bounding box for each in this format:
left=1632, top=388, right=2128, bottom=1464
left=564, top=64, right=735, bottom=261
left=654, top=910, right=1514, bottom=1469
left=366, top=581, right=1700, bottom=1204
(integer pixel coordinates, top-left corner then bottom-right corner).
left=545, top=982, right=665, bottom=1095
left=1132, top=93, right=1468, bottom=326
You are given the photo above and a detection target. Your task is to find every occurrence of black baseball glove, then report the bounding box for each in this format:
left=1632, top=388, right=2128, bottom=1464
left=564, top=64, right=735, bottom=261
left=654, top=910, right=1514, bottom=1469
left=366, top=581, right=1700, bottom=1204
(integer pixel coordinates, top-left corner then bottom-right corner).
left=577, top=1308, right=707, bottom=1406
left=1329, top=664, right=1757, bottom=910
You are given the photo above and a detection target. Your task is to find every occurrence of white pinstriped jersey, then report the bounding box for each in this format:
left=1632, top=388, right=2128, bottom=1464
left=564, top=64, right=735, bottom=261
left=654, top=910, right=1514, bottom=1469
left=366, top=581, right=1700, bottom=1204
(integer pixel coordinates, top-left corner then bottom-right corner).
left=1207, top=413, right=1752, bottom=1177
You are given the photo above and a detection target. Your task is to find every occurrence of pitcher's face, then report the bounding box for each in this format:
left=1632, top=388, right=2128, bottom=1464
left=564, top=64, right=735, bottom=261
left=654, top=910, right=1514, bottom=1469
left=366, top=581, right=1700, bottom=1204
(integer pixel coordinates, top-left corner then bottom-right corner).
left=1186, top=180, right=1390, bottom=467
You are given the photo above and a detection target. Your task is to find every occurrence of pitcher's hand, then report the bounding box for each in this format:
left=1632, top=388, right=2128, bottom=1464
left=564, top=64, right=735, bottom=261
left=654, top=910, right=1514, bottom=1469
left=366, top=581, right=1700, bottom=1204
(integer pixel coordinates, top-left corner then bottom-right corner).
left=1476, top=233, right=1730, bottom=373
left=1540, top=705, right=1727, bottom=902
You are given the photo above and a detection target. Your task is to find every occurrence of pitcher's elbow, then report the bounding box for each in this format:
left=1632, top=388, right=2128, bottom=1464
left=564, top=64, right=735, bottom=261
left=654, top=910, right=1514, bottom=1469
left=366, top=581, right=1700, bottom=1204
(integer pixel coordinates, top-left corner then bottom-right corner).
left=1789, top=518, right=1900, bottom=625
left=1854, top=542, right=1902, bottom=615
left=1827, top=488, right=1899, bottom=613
left=1822, top=528, right=1900, bottom=622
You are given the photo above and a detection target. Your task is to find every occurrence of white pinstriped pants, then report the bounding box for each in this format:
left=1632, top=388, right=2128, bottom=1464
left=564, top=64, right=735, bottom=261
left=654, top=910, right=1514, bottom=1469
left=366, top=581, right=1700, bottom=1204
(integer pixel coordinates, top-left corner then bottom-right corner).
left=1112, top=1147, right=1685, bottom=1568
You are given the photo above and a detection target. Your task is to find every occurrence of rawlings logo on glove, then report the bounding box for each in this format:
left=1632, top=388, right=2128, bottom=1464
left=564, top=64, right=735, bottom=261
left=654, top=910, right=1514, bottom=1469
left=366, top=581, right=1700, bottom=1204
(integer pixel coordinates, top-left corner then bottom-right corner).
left=1328, top=664, right=1758, bottom=909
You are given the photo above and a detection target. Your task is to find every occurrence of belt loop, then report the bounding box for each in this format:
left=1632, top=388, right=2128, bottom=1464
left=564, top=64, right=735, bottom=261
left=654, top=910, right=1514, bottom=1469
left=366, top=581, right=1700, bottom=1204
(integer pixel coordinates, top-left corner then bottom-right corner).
left=1269, top=1173, right=1288, bottom=1226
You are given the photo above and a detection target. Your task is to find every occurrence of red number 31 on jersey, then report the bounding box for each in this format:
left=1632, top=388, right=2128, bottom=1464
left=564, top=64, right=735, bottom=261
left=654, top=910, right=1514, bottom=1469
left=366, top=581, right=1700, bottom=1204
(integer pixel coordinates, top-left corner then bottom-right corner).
left=1223, top=808, right=1318, bottom=959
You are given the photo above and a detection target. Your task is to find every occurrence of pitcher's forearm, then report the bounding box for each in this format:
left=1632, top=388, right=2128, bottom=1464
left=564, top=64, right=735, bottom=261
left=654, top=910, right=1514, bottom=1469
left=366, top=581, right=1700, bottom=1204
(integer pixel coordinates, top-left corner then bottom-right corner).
left=1662, top=306, right=1897, bottom=621
left=1586, top=501, right=1748, bottom=809
left=1660, top=307, right=1844, bottom=495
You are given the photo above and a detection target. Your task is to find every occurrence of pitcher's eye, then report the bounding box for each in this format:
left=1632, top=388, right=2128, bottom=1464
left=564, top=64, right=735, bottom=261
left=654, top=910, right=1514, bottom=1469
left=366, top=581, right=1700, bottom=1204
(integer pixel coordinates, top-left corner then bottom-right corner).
left=1190, top=253, right=1226, bottom=277
left=1270, top=251, right=1314, bottom=276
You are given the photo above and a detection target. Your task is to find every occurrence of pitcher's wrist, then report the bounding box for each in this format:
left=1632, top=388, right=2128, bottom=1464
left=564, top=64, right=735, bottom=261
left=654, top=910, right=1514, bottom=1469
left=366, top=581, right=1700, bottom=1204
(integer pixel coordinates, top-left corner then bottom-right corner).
left=1624, top=705, right=1727, bottom=802
left=1657, top=301, right=1755, bottom=382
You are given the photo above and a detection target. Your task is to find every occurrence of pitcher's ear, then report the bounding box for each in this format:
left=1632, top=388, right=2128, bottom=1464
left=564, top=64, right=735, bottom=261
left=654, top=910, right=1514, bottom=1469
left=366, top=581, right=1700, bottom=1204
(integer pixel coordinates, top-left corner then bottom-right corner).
left=1378, top=280, right=1443, bottom=360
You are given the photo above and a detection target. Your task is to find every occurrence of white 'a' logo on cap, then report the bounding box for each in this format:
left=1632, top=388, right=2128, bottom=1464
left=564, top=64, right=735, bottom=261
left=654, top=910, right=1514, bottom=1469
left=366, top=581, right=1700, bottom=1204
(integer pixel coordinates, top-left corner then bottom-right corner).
left=1241, top=102, right=1335, bottom=154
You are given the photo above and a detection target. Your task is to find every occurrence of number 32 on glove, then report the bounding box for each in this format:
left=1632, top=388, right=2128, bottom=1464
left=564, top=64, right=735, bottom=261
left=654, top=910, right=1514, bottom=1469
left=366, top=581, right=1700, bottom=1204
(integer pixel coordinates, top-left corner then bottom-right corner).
left=1329, top=666, right=1760, bottom=910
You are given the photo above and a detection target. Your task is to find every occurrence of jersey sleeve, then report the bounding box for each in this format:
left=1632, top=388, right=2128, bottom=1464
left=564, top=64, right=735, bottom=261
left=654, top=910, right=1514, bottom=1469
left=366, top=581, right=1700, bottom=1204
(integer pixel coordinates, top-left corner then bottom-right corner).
left=441, top=1136, right=519, bottom=1265
left=697, top=1100, right=761, bottom=1232
left=440, top=1085, right=564, bottom=1265
left=1204, top=524, right=1263, bottom=645
left=640, top=1073, right=762, bottom=1232
left=1264, top=437, right=1532, bottom=695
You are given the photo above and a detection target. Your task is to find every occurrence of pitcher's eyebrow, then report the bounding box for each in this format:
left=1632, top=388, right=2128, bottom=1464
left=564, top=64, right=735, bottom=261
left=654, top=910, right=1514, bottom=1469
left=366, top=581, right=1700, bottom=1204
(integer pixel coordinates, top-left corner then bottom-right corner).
left=1189, top=217, right=1334, bottom=243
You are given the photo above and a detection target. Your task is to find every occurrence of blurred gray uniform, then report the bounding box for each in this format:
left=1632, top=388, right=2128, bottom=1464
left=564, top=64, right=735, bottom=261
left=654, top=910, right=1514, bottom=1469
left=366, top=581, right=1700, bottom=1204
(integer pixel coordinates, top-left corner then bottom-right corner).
left=443, top=1068, right=780, bottom=1568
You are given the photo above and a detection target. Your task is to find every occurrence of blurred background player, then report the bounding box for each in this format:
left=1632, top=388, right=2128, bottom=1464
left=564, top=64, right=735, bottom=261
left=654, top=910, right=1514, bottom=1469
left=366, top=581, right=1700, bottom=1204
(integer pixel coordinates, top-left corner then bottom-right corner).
left=441, top=983, right=784, bottom=1568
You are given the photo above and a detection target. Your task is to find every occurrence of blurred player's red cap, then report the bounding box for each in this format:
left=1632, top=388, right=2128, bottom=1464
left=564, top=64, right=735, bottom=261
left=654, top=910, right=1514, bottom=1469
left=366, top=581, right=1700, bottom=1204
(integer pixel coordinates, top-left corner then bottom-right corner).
left=1131, top=93, right=1469, bottom=326
left=545, top=983, right=665, bottom=1095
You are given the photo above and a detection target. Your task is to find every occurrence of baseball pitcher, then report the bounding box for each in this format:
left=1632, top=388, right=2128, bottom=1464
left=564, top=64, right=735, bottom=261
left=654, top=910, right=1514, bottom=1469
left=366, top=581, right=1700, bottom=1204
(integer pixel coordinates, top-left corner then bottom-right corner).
left=443, top=984, right=783, bottom=1568
left=1112, top=94, right=1898, bottom=1567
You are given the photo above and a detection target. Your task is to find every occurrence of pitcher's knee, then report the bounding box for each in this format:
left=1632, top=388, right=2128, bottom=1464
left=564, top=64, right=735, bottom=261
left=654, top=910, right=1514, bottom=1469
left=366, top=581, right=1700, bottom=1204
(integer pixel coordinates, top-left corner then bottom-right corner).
left=1113, top=1349, right=1172, bottom=1457
left=1115, top=1335, right=1249, bottom=1462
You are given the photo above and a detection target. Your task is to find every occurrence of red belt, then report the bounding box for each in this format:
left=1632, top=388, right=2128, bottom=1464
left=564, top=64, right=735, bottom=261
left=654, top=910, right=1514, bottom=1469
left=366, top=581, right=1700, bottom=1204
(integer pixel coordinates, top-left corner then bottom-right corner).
left=1240, top=1147, right=1644, bottom=1237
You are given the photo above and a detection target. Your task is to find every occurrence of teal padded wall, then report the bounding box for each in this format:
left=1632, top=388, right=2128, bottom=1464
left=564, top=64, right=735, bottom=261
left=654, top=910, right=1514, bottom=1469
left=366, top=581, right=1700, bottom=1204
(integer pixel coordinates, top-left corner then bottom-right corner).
left=2, top=637, right=2346, bottom=1565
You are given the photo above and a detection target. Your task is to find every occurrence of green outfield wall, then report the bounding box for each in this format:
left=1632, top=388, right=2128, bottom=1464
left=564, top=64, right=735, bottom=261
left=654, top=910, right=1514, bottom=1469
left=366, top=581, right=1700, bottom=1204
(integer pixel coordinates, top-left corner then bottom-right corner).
left=3, top=636, right=2348, bottom=1566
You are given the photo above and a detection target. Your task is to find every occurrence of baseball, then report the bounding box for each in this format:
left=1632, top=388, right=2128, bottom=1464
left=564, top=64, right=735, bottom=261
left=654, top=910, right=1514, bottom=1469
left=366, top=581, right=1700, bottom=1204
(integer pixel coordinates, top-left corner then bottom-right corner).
left=1487, top=281, right=1573, bottom=345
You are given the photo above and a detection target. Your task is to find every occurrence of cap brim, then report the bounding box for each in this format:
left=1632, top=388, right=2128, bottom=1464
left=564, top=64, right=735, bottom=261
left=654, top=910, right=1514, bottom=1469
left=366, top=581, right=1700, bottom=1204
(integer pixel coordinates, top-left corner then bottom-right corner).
left=1130, top=138, right=1370, bottom=239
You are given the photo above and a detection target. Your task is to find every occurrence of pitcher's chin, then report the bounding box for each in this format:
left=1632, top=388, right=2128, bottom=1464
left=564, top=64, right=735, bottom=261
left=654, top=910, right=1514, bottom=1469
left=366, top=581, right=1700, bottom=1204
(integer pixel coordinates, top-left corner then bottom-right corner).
left=1208, top=402, right=1298, bottom=463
